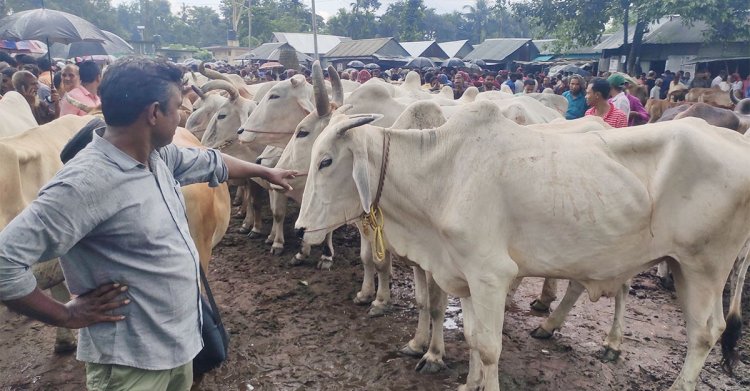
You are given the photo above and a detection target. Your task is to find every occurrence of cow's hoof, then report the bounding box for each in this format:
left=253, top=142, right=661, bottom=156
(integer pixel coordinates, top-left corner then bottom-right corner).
left=54, top=340, right=77, bottom=354
left=354, top=292, right=374, bottom=306
left=530, top=326, right=554, bottom=339
left=317, top=256, right=333, bottom=270
left=399, top=343, right=425, bottom=358
left=231, top=198, right=242, bottom=207
left=368, top=303, right=391, bottom=317
left=270, top=246, right=284, bottom=256
left=264, top=236, right=273, bottom=245
left=246, top=230, right=264, bottom=240
left=237, top=225, right=251, bottom=234
left=288, top=255, right=306, bottom=267
left=600, top=347, right=621, bottom=362
left=233, top=211, right=245, bottom=219
left=416, top=355, right=447, bottom=374
left=529, top=299, right=551, bottom=312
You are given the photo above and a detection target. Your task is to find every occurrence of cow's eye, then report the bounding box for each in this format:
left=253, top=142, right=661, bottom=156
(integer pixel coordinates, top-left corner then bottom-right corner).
left=296, top=129, right=310, bottom=138
left=269, top=94, right=280, bottom=100
left=318, top=158, right=332, bottom=170
left=217, top=114, right=227, bottom=120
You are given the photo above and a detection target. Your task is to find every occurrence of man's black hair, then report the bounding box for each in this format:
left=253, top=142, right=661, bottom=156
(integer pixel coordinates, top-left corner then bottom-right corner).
left=100, top=56, right=183, bottom=127
left=523, top=79, right=535, bottom=86
left=1, top=67, right=17, bottom=79
left=590, top=78, right=610, bottom=99
left=37, top=56, right=51, bottom=71
left=22, top=64, right=39, bottom=77
left=14, top=53, right=36, bottom=65
left=78, top=60, right=101, bottom=84
left=0, top=52, right=16, bottom=67
left=53, top=71, right=62, bottom=90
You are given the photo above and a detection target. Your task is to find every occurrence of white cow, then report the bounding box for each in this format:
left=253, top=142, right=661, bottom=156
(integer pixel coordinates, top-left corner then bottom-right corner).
left=297, top=101, right=748, bottom=391
left=0, top=91, right=38, bottom=137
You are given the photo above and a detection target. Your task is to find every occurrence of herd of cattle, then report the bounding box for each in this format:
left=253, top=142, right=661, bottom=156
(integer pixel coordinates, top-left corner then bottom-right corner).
left=1, top=60, right=750, bottom=390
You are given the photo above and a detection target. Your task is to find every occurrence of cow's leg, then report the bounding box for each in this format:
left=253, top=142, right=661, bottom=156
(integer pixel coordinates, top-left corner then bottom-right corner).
left=530, top=279, right=585, bottom=339
left=601, top=281, right=630, bottom=362
left=32, top=261, right=76, bottom=353
left=530, top=278, right=558, bottom=312
left=401, top=265, right=430, bottom=357
left=232, top=184, right=245, bottom=206
left=505, top=277, right=523, bottom=309
left=367, top=251, right=392, bottom=316
left=416, top=271, right=448, bottom=374
left=242, top=182, right=265, bottom=239
left=354, top=233, right=376, bottom=305
left=657, top=261, right=674, bottom=290
left=268, top=191, right=287, bottom=255
left=668, top=262, right=727, bottom=391
left=460, top=271, right=513, bottom=391
left=317, top=232, right=335, bottom=270
left=289, top=239, right=312, bottom=266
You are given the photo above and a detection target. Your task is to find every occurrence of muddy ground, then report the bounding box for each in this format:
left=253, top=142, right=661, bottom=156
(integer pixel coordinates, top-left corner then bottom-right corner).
left=1, top=200, right=749, bottom=391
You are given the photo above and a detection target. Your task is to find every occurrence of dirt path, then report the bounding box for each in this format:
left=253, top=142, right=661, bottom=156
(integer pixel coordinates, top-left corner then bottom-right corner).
left=1, top=204, right=749, bottom=391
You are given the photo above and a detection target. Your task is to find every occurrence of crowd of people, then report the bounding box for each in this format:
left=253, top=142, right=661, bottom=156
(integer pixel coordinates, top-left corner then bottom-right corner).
left=2, top=50, right=749, bottom=132
left=0, top=51, right=102, bottom=125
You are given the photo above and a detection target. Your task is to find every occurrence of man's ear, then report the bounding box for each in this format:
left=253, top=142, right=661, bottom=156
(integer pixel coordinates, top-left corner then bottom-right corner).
left=147, top=101, right=160, bottom=126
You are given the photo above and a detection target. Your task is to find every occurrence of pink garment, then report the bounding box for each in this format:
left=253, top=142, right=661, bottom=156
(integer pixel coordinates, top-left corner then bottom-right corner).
left=60, top=85, right=100, bottom=116
left=358, top=70, right=371, bottom=83
left=626, top=93, right=649, bottom=126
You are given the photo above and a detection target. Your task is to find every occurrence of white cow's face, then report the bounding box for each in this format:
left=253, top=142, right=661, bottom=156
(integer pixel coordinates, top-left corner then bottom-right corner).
left=238, top=75, right=314, bottom=148
left=295, top=113, right=380, bottom=245
left=201, top=98, right=255, bottom=150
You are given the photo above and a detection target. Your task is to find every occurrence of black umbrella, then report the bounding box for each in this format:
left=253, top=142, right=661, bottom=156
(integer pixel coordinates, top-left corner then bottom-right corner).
left=443, top=57, right=465, bottom=68
left=347, top=60, right=365, bottom=69
left=471, top=59, right=486, bottom=66
left=463, top=62, right=483, bottom=72
left=49, top=30, right=133, bottom=59
left=0, top=8, right=108, bottom=81
left=551, top=64, right=591, bottom=77
left=405, top=57, right=435, bottom=69
left=364, top=63, right=380, bottom=70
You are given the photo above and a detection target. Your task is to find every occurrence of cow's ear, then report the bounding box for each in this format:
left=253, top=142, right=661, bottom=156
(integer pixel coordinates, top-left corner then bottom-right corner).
left=352, top=146, right=371, bottom=214
left=298, top=97, right=316, bottom=115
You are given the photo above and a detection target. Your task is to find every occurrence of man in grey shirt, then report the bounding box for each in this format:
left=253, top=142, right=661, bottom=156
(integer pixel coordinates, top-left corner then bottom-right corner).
left=0, top=57, right=297, bottom=390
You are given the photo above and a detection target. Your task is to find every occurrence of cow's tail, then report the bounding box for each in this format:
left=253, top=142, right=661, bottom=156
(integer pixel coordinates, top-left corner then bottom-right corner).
left=721, top=242, right=749, bottom=375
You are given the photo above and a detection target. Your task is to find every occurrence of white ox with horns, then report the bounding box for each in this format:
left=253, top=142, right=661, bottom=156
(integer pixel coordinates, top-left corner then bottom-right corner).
left=296, top=100, right=748, bottom=391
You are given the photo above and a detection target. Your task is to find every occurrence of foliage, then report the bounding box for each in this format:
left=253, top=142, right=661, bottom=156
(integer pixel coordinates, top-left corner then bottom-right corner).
left=221, top=0, right=325, bottom=45
left=193, top=49, right=213, bottom=62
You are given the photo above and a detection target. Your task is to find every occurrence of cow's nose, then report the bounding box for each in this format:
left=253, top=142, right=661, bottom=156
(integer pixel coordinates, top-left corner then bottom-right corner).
left=296, top=228, right=306, bottom=239
left=237, top=128, right=244, bottom=134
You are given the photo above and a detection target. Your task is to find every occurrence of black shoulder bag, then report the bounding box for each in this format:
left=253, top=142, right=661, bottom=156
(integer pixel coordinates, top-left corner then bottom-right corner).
left=193, top=266, right=230, bottom=376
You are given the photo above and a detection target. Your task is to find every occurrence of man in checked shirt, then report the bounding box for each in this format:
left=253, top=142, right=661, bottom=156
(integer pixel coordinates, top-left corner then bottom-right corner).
left=0, top=57, right=298, bottom=390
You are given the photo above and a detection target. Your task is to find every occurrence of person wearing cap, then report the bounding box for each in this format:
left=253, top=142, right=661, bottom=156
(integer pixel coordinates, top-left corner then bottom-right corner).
left=585, top=78, right=628, bottom=128
left=607, top=73, right=631, bottom=120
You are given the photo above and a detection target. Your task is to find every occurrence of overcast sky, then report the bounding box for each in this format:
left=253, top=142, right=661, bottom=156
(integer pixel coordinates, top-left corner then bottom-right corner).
left=112, top=0, right=483, bottom=21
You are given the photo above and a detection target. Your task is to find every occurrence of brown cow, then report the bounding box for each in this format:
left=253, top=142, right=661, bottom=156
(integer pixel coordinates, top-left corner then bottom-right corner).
left=645, top=98, right=691, bottom=122
left=660, top=94, right=750, bottom=134
left=685, top=87, right=733, bottom=108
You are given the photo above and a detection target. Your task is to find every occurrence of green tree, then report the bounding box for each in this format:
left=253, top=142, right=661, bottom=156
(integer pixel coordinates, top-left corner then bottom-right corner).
left=463, top=0, right=491, bottom=44
left=514, top=0, right=750, bottom=74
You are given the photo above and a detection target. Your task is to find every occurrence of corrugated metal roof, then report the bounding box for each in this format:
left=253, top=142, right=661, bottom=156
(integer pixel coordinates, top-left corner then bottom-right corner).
left=463, top=38, right=530, bottom=61
left=400, top=41, right=435, bottom=57
left=532, top=38, right=603, bottom=55
left=594, top=15, right=737, bottom=50
left=246, top=42, right=312, bottom=62
left=438, top=40, right=472, bottom=58
left=272, top=32, right=351, bottom=55
left=326, top=37, right=405, bottom=58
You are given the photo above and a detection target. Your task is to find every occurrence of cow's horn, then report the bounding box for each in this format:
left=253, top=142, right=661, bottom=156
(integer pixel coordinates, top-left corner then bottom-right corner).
left=730, top=88, right=741, bottom=105
left=328, top=65, right=343, bottom=106
left=191, top=85, right=206, bottom=100
left=312, top=61, right=330, bottom=116
left=335, top=114, right=384, bottom=137
left=202, top=80, right=239, bottom=101
left=199, top=62, right=232, bottom=83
